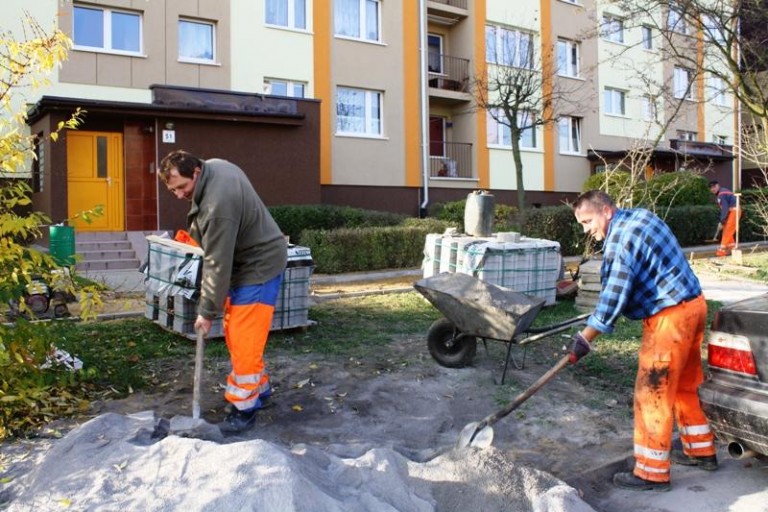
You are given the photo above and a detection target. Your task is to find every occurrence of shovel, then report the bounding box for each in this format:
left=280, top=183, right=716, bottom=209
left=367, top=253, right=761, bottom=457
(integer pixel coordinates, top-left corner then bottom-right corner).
left=705, top=223, right=722, bottom=243
left=457, top=354, right=571, bottom=449
left=155, top=327, right=223, bottom=442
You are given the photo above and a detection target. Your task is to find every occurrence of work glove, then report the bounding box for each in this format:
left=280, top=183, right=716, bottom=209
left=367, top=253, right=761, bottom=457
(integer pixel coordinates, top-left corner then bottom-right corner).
left=568, top=332, right=591, bottom=364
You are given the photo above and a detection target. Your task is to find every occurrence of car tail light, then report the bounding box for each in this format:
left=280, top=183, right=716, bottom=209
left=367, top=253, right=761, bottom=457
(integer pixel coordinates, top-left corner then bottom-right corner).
left=707, top=331, right=758, bottom=376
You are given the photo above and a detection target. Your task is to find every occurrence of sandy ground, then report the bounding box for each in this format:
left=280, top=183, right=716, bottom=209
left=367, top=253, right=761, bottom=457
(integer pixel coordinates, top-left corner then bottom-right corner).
left=5, top=262, right=767, bottom=510
left=0, top=278, right=630, bottom=511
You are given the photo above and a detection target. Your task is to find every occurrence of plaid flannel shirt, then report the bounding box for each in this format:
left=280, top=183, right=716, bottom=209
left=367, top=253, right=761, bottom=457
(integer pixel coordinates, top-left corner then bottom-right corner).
left=587, top=208, right=702, bottom=334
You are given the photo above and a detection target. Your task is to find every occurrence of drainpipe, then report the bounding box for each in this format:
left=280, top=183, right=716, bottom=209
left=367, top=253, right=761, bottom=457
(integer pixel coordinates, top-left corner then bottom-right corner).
left=419, top=0, right=430, bottom=218
left=734, top=16, right=742, bottom=190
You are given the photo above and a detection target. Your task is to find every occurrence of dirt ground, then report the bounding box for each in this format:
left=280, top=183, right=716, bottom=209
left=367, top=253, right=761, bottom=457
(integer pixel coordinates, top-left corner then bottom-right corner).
left=1, top=278, right=634, bottom=508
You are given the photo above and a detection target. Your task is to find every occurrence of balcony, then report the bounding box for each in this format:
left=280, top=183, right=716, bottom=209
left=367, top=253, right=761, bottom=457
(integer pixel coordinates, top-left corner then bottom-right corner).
left=428, top=54, right=471, bottom=103
left=427, top=0, right=469, bottom=25
left=429, top=141, right=473, bottom=179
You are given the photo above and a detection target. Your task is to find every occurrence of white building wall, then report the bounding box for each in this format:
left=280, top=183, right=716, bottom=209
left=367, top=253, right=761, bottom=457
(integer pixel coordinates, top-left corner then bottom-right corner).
left=487, top=0, right=539, bottom=30
left=230, top=0, right=314, bottom=95
left=489, top=149, right=545, bottom=190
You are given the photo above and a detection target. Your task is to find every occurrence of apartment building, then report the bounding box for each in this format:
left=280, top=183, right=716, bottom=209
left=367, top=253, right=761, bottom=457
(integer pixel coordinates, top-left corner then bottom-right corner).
left=7, top=0, right=737, bottom=232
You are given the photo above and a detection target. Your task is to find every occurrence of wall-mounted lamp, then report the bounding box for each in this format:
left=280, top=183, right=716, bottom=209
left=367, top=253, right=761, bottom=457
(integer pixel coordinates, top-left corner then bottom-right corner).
left=164, top=122, right=175, bottom=130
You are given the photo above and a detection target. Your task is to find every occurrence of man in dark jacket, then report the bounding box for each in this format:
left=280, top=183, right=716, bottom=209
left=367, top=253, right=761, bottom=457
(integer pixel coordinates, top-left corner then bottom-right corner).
left=159, top=150, right=287, bottom=434
left=569, top=190, right=717, bottom=492
left=709, top=180, right=740, bottom=257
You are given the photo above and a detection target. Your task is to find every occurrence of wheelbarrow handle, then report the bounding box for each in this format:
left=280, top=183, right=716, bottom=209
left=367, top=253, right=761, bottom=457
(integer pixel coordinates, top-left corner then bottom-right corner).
left=517, top=313, right=590, bottom=346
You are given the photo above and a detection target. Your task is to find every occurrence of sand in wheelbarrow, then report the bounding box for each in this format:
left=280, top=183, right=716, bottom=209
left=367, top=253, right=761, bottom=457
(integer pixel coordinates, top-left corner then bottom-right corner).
left=5, top=412, right=595, bottom=512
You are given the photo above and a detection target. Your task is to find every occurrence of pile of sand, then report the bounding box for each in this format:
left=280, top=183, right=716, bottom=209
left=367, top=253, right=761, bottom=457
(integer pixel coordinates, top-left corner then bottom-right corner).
left=6, top=412, right=595, bottom=511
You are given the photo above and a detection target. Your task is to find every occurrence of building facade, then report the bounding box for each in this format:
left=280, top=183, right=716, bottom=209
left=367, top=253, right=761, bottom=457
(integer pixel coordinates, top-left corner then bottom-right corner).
left=7, top=0, right=738, bottom=231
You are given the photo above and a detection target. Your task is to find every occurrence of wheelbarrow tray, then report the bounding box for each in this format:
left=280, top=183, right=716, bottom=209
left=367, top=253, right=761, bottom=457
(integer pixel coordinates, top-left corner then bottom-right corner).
left=414, top=272, right=545, bottom=341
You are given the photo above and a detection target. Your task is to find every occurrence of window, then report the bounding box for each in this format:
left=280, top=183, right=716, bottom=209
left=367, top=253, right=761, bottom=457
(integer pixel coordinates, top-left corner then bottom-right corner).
left=265, top=79, right=306, bottom=98
left=178, top=19, right=215, bottom=62
left=428, top=34, right=443, bottom=74
left=73, top=4, right=142, bottom=54
left=559, top=116, right=581, bottom=154
left=335, top=0, right=380, bottom=42
left=673, top=66, right=694, bottom=99
left=557, top=39, right=580, bottom=77
left=667, top=8, right=687, bottom=34
left=266, top=0, right=306, bottom=30
left=604, top=88, right=626, bottom=116
left=601, top=15, right=624, bottom=43
left=641, top=25, right=653, bottom=50
left=641, top=95, right=656, bottom=121
left=33, top=134, right=44, bottom=193
left=713, top=135, right=727, bottom=145
left=709, top=75, right=727, bottom=106
left=702, top=15, right=726, bottom=43
left=485, top=25, right=533, bottom=69
left=677, top=130, right=697, bottom=141
left=336, top=87, right=382, bottom=136
left=487, top=110, right=537, bottom=149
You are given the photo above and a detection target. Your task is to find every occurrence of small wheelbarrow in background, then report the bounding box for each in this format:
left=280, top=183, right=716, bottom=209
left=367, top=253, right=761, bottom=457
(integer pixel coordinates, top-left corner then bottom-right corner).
left=414, top=272, right=589, bottom=384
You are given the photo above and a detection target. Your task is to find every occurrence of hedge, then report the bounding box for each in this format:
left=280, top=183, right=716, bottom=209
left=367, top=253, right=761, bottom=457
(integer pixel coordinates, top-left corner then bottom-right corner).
left=277, top=202, right=764, bottom=274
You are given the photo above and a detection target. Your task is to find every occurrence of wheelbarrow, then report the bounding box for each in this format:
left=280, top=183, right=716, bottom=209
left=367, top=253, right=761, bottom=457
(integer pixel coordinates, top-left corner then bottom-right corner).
left=414, top=272, right=589, bottom=384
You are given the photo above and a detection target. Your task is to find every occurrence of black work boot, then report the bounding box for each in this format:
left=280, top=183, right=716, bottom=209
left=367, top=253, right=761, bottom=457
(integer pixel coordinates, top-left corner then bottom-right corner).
left=613, top=472, right=671, bottom=492
left=219, top=407, right=258, bottom=435
left=671, top=449, right=718, bottom=471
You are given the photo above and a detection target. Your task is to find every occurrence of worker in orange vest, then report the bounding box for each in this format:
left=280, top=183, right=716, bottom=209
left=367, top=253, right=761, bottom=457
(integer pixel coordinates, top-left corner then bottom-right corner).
left=709, top=180, right=740, bottom=257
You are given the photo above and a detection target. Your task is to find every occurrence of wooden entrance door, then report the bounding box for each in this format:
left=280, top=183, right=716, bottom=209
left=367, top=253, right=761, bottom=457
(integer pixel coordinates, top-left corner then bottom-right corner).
left=66, top=131, right=125, bottom=231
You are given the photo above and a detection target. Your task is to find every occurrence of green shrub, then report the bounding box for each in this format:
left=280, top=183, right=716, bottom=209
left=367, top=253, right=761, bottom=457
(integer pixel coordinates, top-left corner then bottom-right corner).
left=430, top=198, right=519, bottom=233
left=662, top=205, right=720, bottom=246
left=521, top=205, right=587, bottom=257
left=299, top=226, right=432, bottom=274
left=582, top=171, right=638, bottom=205
left=643, top=172, right=711, bottom=207
left=270, top=204, right=405, bottom=243
left=401, top=216, right=457, bottom=232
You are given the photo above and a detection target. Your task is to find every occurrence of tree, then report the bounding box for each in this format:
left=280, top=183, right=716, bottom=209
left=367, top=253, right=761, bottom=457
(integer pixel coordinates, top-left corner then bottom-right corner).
left=607, top=0, right=768, bottom=232
left=0, top=14, right=95, bottom=438
left=474, top=26, right=585, bottom=213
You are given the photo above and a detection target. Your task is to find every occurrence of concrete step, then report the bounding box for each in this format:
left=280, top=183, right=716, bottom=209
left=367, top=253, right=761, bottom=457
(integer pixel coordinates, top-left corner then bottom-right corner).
left=78, top=249, right=138, bottom=261
left=76, top=241, right=133, bottom=252
left=76, top=259, right=141, bottom=271
left=76, top=231, right=129, bottom=242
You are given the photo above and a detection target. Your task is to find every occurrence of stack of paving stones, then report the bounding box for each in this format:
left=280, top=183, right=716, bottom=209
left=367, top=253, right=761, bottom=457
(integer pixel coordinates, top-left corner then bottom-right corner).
left=575, top=258, right=602, bottom=313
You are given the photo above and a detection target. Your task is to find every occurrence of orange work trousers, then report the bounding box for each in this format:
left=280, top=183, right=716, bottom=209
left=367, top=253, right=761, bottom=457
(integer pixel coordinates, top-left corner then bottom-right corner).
left=632, top=294, right=716, bottom=483
left=718, top=208, right=741, bottom=254
left=222, top=275, right=281, bottom=411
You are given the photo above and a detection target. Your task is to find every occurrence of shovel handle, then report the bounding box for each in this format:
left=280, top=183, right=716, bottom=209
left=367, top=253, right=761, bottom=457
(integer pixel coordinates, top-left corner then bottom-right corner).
left=192, top=328, right=205, bottom=420
left=481, top=354, right=571, bottom=429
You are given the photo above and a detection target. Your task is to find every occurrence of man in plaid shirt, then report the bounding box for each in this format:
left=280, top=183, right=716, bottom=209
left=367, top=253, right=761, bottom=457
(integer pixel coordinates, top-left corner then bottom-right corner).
left=568, top=190, right=717, bottom=492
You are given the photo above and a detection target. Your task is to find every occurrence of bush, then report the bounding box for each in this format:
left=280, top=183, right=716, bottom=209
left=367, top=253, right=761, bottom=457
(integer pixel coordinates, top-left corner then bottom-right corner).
left=521, top=205, right=587, bottom=257
left=270, top=204, right=405, bottom=243
left=582, top=171, right=637, bottom=205
left=583, top=170, right=712, bottom=209
left=662, top=205, right=720, bottom=246
left=299, top=226, right=433, bottom=274
left=643, top=172, right=711, bottom=207
left=430, top=198, right=519, bottom=233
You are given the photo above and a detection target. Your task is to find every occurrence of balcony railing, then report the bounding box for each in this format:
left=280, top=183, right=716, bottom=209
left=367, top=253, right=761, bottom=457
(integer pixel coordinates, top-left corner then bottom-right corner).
left=429, top=142, right=472, bottom=178
left=428, top=54, right=470, bottom=93
left=429, top=0, right=468, bottom=9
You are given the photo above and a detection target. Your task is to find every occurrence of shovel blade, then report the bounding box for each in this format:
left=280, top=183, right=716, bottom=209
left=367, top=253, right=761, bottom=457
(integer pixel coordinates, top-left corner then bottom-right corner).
left=457, top=421, right=494, bottom=449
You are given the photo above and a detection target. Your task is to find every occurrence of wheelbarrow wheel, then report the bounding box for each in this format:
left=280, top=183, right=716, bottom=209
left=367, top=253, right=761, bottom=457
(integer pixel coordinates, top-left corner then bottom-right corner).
left=427, top=318, right=477, bottom=368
